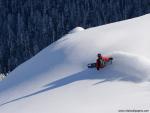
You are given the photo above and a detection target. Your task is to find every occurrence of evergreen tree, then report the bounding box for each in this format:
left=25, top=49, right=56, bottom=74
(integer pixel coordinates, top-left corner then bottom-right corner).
left=0, top=0, right=150, bottom=75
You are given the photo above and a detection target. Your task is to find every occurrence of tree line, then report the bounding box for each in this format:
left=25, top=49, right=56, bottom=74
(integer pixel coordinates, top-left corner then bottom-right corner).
left=0, top=0, right=150, bottom=75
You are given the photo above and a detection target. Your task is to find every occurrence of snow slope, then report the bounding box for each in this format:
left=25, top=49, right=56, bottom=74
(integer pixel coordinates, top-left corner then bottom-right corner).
left=0, top=14, right=150, bottom=113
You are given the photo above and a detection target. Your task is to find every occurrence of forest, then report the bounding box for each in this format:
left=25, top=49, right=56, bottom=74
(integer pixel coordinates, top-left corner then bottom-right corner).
left=0, top=0, right=150, bottom=74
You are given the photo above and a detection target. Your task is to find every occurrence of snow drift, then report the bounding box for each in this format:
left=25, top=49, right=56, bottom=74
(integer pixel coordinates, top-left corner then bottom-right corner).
left=69, top=27, right=85, bottom=33
left=111, top=52, right=150, bottom=82
left=0, top=14, right=150, bottom=113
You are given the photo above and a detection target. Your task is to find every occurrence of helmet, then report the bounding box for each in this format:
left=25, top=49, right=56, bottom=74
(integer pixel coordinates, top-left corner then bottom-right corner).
left=98, top=53, right=101, bottom=57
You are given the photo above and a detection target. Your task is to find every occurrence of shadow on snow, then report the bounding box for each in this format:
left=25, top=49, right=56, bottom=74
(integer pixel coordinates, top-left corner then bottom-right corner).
left=0, top=64, right=143, bottom=107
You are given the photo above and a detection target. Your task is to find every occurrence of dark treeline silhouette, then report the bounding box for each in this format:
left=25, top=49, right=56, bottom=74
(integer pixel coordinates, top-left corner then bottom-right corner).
left=0, top=0, right=150, bottom=74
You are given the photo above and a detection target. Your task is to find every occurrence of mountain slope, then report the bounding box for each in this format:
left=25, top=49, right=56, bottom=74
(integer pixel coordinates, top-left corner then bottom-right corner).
left=0, top=14, right=150, bottom=113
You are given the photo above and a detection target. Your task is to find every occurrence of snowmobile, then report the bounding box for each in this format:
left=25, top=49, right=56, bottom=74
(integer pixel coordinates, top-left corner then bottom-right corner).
left=87, top=57, right=113, bottom=68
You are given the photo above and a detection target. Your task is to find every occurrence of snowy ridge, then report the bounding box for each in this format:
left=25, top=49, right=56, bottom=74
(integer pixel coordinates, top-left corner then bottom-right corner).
left=0, top=14, right=150, bottom=113
left=68, top=27, right=85, bottom=34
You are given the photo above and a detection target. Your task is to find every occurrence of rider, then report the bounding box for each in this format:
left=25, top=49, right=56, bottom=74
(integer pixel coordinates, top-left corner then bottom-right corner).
left=96, top=53, right=110, bottom=70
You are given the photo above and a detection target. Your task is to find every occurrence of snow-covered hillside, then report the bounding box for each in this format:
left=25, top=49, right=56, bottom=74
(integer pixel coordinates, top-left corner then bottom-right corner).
left=0, top=14, right=150, bottom=113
